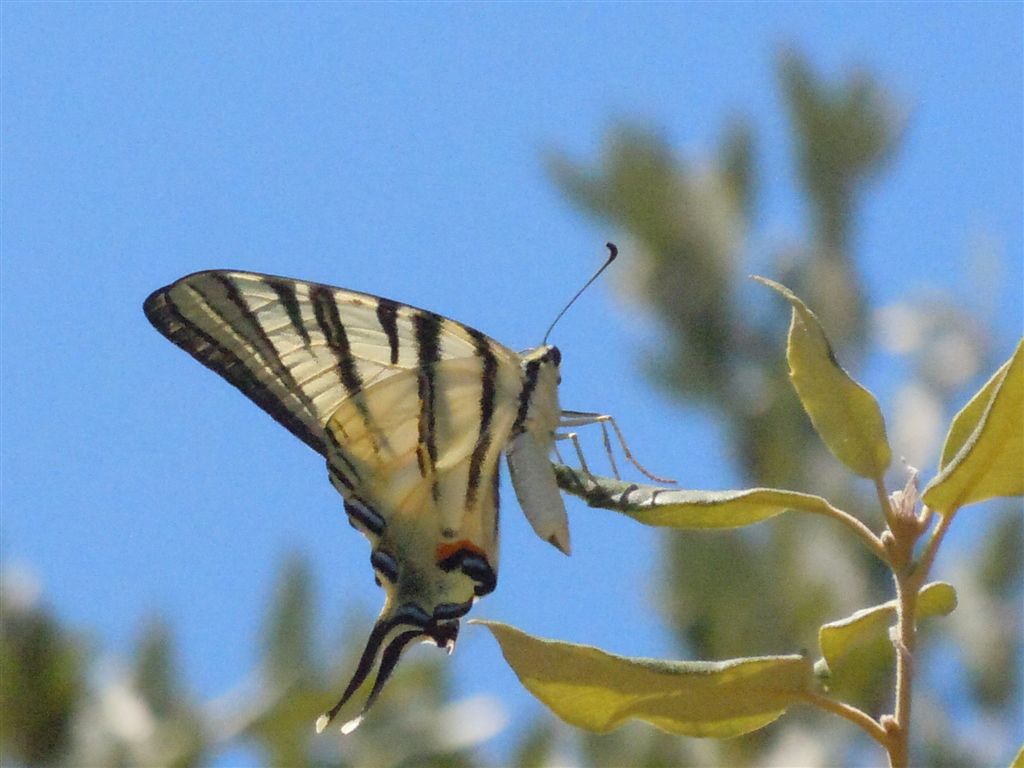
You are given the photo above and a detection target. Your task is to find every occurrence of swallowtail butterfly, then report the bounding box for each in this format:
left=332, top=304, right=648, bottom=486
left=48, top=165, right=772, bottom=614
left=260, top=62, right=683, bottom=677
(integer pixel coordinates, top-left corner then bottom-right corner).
left=144, top=245, right=646, bottom=733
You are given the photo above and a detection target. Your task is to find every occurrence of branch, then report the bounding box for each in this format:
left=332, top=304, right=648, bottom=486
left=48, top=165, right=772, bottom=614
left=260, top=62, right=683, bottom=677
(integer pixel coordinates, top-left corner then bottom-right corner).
left=801, top=690, right=887, bottom=747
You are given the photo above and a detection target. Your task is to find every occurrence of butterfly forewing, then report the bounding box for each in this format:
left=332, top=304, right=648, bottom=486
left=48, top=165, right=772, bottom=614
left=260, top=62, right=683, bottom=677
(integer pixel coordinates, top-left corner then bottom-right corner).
left=145, top=271, right=504, bottom=448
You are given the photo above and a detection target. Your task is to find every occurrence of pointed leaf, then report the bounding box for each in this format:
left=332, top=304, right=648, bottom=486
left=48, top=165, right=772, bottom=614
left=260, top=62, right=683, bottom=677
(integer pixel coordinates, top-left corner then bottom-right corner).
left=554, top=464, right=838, bottom=529
left=475, top=621, right=813, bottom=738
left=818, top=582, right=956, bottom=692
left=939, top=355, right=1012, bottom=470
left=924, top=340, right=1023, bottom=513
left=755, top=277, right=891, bottom=478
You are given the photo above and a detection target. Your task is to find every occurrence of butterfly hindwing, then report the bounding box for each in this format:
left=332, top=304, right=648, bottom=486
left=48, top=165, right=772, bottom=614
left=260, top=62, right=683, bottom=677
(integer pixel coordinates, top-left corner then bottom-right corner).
left=326, top=355, right=522, bottom=542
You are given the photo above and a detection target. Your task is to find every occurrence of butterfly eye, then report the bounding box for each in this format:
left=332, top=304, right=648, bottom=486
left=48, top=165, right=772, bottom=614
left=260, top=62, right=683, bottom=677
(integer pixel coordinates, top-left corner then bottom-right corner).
left=370, top=550, right=399, bottom=584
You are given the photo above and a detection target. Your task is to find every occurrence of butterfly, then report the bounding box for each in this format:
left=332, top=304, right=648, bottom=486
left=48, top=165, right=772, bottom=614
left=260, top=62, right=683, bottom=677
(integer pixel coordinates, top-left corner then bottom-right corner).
left=143, top=244, right=655, bottom=733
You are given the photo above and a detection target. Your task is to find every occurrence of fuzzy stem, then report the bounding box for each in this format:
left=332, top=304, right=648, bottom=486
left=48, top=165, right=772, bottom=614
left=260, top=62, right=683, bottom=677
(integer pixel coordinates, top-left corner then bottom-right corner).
left=888, top=573, right=917, bottom=768
left=801, top=691, right=887, bottom=747
left=875, top=475, right=896, bottom=528
left=909, top=509, right=954, bottom=592
left=885, top=508, right=954, bottom=767
left=816, top=502, right=890, bottom=564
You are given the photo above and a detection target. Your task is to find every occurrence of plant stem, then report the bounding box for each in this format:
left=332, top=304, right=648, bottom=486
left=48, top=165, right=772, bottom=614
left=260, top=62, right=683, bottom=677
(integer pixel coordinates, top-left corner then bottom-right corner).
left=818, top=502, right=890, bottom=564
left=801, top=691, right=887, bottom=747
left=910, top=509, right=954, bottom=592
left=886, top=508, right=954, bottom=767
left=888, top=571, right=918, bottom=768
left=874, top=474, right=896, bottom=528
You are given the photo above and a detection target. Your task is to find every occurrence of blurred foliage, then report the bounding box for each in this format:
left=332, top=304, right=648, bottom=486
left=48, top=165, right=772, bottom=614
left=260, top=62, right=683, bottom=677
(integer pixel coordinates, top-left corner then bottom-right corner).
left=544, top=48, right=1020, bottom=767
left=0, top=578, right=84, bottom=765
left=2, top=48, right=1019, bottom=768
left=0, top=559, right=486, bottom=767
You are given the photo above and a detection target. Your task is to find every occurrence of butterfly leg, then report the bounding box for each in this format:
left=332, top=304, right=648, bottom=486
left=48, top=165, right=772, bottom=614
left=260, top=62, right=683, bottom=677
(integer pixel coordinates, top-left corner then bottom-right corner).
left=559, top=411, right=674, bottom=484
left=554, top=430, right=596, bottom=479
left=556, top=425, right=620, bottom=479
left=597, top=420, right=622, bottom=479
left=552, top=440, right=569, bottom=466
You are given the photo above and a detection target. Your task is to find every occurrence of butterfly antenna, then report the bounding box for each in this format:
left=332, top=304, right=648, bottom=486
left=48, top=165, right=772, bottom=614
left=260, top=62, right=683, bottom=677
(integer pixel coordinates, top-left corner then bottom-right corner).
left=542, top=242, right=618, bottom=345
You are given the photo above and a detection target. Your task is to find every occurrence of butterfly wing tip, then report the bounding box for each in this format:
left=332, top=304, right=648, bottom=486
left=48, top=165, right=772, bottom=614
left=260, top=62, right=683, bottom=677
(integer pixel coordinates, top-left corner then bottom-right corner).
left=340, top=716, right=364, bottom=735
left=547, top=534, right=572, bottom=556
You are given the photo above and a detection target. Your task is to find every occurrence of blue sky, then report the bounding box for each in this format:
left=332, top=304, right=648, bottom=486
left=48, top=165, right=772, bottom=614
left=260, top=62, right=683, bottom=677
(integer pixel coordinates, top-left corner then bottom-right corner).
left=2, top=2, right=1021, bottom=762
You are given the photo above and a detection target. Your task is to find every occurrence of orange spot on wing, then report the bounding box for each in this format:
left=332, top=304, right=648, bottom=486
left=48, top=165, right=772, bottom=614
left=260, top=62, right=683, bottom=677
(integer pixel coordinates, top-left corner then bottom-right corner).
left=435, top=539, right=488, bottom=563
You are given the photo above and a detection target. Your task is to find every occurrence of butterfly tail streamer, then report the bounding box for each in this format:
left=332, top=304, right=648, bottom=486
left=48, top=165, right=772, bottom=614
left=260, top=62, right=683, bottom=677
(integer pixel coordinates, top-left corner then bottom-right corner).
left=315, top=617, right=391, bottom=733
left=339, top=629, right=423, bottom=734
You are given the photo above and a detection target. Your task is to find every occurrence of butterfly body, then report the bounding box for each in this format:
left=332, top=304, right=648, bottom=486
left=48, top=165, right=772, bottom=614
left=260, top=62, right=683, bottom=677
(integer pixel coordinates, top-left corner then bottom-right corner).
left=144, top=270, right=570, bottom=731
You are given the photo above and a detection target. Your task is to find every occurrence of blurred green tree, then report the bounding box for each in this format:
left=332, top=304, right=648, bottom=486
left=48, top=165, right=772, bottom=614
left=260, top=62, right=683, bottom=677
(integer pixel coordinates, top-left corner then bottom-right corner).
left=1, top=574, right=85, bottom=765
left=538, top=49, right=1020, bottom=767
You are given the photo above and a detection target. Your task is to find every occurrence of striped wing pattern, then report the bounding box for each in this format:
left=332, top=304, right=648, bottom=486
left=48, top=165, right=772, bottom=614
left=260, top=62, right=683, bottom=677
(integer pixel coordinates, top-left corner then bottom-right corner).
left=144, top=269, right=563, bottom=733
left=144, top=271, right=507, bottom=449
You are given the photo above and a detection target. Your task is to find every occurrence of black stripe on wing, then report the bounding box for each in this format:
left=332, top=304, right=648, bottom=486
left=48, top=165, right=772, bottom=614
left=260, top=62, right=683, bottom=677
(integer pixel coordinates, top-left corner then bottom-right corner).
left=267, top=278, right=311, bottom=346
left=143, top=285, right=328, bottom=456
left=206, top=274, right=324, bottom=429
left=465, top=327, right=499, bottom=509
left=376, top=298, right=401, bottom=366
left=310, top=285, right=393, bottom=456
left=413, top=310, right=443, bottom=496
left=311, top=285, right=366, bottom=397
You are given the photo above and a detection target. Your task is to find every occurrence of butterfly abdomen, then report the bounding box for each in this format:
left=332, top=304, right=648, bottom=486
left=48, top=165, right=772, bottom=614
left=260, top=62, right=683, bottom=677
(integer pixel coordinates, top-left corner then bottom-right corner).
left=505, top=344, right=569, bottom=554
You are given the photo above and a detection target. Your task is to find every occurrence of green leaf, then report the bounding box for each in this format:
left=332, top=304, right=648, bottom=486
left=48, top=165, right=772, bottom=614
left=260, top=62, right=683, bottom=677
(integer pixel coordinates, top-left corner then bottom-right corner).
left=554, top=464, right=839, bottom=529
left=924, top=340, right=1024, bottom=513
left=755, top=277, right=891, bottom=478
left=939, top=357, right=1012, bottom=470
left=817, top=582, right=957, bottom=692
left=475, top=621, right=813, bottom=738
